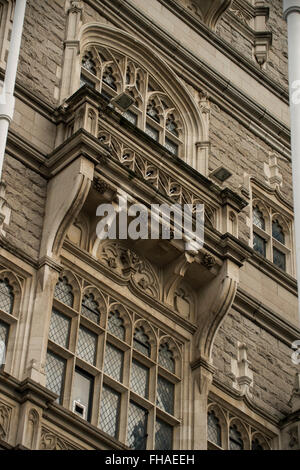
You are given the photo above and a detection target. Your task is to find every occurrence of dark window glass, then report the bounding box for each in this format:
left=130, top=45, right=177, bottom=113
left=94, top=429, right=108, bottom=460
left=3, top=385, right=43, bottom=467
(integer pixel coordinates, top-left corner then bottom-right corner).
left=146, top=100, right=160, bottom=123
left=158, top=343, right=175, bottom=373
left=81, top=293, right=100, bottom=324
left=108, top=309, right=125, bottom=341
left=207, top=411, right=222, bottom=447
left=155, top=419, right=173, bottom=450
left=273, top=247, right=286, bottom=271
left=253, top=207, right=265, bottom=230
left=165, top=137, right=178, bottom=156
left=252, top=438, right=264, bottom=450
left=81, top=51, right=96, bottom=75
left=229, top=425, right=244, bottom=450
left=103, top=66, right=117, bottom=90
left=80, top=74, right=96, bottom=89
left=253, top=233, right=266, bottom=257
left=133, top=328, right=151, bottom=357
left=127, top=402, right=148, bottom=450
left=0, top=320, right=9, bottom=366
left=272, top=220, right=285, bottom=244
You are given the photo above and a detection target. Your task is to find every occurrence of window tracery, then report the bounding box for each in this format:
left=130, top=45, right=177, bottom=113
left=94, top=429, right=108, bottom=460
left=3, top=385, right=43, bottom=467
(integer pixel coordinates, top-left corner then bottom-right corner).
left=45, top=271, right=182, bottom=450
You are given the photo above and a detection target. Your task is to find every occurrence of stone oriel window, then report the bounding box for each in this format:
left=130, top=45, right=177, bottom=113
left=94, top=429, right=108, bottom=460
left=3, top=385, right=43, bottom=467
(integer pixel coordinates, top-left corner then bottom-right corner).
left=80, top=47, right=184, bottom=157
left=45, top=275, right=182, bottom=450
left=252, top=200, right=293, bottom=274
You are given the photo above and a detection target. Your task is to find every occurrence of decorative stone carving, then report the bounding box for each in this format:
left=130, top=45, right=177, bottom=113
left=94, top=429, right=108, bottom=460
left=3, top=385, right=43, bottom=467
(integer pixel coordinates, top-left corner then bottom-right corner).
left=263, top=153, right=283, bottom=188
left=188, top=0, right=232, bottom=29
left=230, top=342, right=253, bottom=397
left=25, top=409, right=39, bottom=450
left=201, top=253, right=216, bottom=269
left=99, top=241, right=160, bottom=299
left=0, top=402, right=11, bottom=440
left=93, top=177, right=109, bottom=194
left=40, top=427, right=78, bottom=450
left=0, top=182, right=11, bottom=237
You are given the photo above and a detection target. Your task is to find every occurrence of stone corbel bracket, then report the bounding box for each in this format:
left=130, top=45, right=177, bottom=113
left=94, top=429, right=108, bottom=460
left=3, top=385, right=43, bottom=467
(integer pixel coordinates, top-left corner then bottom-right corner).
left=194, top=0, right=232, bottom=30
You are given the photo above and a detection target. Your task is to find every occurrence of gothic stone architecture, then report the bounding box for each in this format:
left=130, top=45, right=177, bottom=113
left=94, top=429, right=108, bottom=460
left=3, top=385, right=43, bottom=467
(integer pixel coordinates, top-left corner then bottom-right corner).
left=0, top=0, right=299, bottom=451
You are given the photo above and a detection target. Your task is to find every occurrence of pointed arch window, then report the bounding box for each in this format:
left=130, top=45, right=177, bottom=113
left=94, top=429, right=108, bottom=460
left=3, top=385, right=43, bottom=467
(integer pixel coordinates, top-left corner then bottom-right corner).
left=80, top=47, right=184, bottom=157
left=229, top=425, right=244, bottom=450
left=81, top=293, right=100, bottom=324
left=108, top=309, right=125, bottom=340
left=207, top=410, right=222, bottom=447
left=252, top=438, right=264, bottom=450
left=54, top=276, right=74, bottom=307
left=0, top=278, right=14, bottom=314
left=158, top=343, right=175, bottom=373
left=133, top=327, right=151, bottom=357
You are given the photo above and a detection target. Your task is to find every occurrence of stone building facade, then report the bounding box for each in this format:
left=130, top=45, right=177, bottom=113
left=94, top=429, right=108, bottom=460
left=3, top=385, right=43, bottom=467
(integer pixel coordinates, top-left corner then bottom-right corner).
left=0, top=0, right=299, bottom=450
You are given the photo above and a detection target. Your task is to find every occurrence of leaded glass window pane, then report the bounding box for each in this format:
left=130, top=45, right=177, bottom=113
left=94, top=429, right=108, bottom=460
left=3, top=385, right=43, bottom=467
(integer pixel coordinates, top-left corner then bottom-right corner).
left=133, top=328, right=151, bottom=357
left=252, top=438, right=264, bottom=450
left=0, top=279, right=14, bottom=314
left=76, top=326, right=97, bottom=365
left=253, top=233, right=266, bottom=257
left=273, top=247, right=286, bottom=271
left=82, top=51, right=96, bottom=75
left=145, top=124, right=159, bottom=141
left=45, top=351, right=65, bottom=403
left=166, top=114, right=179, bottom=136
left=103, top=66, right=117, bottom=90
left=207, top=411, right=222, bottom=447
left=165, top=138, right=178, bottom=156
left=229, top=425, right=244, bottom=450
left=80, top=74, right=95, bottom=89
left=0, top=320, right=8, bottom=366
left=81, top=293, right=100, bottom=324
left=104, top=343, right=124, bottom=382
left=272, top=220, right=285, bottom=244
left=123, top=110, right=138, bottom=126
left=131, top=360, right=149, bottom=398
left=108, top=309, right=125, bottom=341
left=159, top=343, right=175, bottom=373
left=48, top=309, right=70, bottom=349
left=155, top=418, right=173, bottom=450
left=99, top=385, right=120, bottom=438
left=157, top=376, right=174, bottom=415
left=147, top=100, right=160, bottom=122
left=54, top=277, right=74, bottom=307
left=253, top=207, right=265, bottom=230
left=127, top=402, right=148, bottom=450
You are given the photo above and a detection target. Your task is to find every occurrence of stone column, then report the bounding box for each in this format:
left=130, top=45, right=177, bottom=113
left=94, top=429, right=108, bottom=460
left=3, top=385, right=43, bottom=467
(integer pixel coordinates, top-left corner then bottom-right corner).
left=283, top=0, right=300, bottom=316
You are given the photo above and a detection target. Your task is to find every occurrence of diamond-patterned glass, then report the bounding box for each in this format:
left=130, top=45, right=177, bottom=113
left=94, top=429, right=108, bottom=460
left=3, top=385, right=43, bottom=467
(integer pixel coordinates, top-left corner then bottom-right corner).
left=82, top=51, right=96, bottom=75
left=81, top=294, right=100, bottom=324
left=229, top=425, right=244, bottom=450
left=145, top=124, right=159, bottom=141
left=155, top=418, right=173, bottom=450
left=157, top=376, right=174, bottom=415
left=54, top=277, right=74, bottom=307
left=99, top=385, right=121, bottom=438
left=253, top=207, right=265, bottom=230
left=108, top=309, right=125, bottom=341
left=48, top=309, right=70, bottom=349
left=103, top=66, right=117, bottom=90
left=165, top=138, right=178, bottom=156
left=0, top=279, right=14, bottom=314
left=159, top=343, right=175, bottom=373
left=76, top=326, right=97, bottom=365
left=133, top=328, right=151, bottom=357
left=104, top=343, right=124, bottom=383
left=127, top=402, right=148, bottom=450
left=45, top=351, right=65, bottom=402
left=0, top=320, right=8, bottom=365
left=166, top=114, right=179, bottom=136
left=207, top=411, right=222, bottom=446
left=131, top=360, right=149, bottom=398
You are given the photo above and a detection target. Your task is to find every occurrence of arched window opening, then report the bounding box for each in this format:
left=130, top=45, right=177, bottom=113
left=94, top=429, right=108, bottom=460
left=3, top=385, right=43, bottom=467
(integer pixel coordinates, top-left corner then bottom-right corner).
left=0, top=278, right=14, bottom=314
left=253, top=207, right=265, bottom=230
left=81, top=293, right=100, bottom=324
left=133, top=327, right=151, bottom=357
left=108, top=309, right=125, bottom=341
left=207, top=410, right=222, bottom=447
left=54, top=276, right=74, bottom=307
left=229, top=425, right=244, bottom=450
left=159, top=343, right=175, bottom=373
left=252, top=438, right=264, bottom=450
